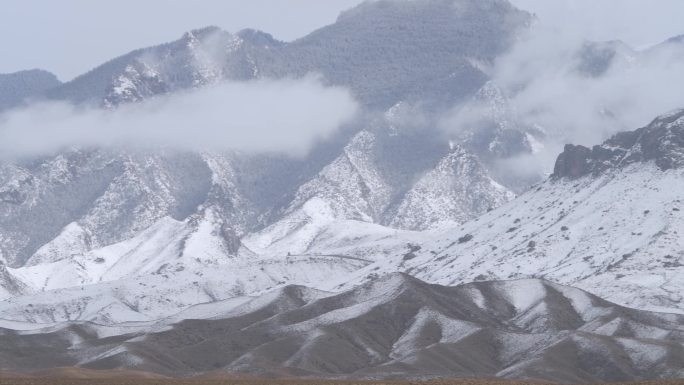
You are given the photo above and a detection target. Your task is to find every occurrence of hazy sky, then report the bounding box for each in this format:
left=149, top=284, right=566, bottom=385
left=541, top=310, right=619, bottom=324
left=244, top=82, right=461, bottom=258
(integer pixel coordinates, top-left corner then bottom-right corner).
left=0, top=0, right=364, bottom=80
left=510, top=0, right=684, bottom=48
left=1, top=0, right=683, bottom=81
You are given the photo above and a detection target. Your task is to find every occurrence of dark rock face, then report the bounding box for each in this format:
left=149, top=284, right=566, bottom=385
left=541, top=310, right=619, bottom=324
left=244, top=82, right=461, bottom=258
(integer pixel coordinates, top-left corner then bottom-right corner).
left=576, top=41, right=619, bottom=77
left=553, top=109, right=684, bottom=179
left=553, top=144, right=594, bottom=179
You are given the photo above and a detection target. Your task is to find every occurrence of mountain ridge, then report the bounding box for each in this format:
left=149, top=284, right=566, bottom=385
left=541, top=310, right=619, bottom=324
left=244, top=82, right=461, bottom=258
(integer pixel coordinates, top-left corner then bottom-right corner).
left=318, top=109, right=684, bottom=314
left=0, top=69, right=61, bottom=111
left=1, top=3, right=684, bottom=382
left=0, top=274, right=681, bottom=383
left=0, top=0, right=535, bottom=273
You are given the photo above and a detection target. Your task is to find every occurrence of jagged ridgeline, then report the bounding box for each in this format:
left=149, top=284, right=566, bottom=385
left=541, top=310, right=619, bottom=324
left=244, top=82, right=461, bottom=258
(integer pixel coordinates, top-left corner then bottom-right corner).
left=33, top=0, right=531, bottom=109
left=0, top=0, right=537, bottom=274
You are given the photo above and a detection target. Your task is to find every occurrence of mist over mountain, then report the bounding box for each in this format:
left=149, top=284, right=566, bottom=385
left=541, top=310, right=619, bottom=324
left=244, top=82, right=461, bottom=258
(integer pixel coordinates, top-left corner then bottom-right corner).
left=0, top=77, right=359, bottom=158
left=36, top=0, right=530, bottom=110
left=1, top=0, right=684, bottom=382
left=0, top=0, right=537, bottom=272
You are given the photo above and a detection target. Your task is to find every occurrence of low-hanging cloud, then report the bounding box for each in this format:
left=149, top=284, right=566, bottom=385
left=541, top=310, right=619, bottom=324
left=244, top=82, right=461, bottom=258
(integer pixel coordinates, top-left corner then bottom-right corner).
left=0, top=76, right=359, bottom=158
left=509, top=0, right=684, bottom=48
left=441, top=20, right=684, bottom=178
left=494, top=25, right=684, bottom=148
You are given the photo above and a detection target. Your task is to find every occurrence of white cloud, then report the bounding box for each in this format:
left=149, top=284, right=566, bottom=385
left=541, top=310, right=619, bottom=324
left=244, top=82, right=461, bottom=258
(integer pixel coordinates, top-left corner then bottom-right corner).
left=0, top=76, right=359, bottom=158
left=510, top=0, right=684, bottom=47
left=494, top=25, right=684, bottom=148
left=439, top=20, right=684, bottom=179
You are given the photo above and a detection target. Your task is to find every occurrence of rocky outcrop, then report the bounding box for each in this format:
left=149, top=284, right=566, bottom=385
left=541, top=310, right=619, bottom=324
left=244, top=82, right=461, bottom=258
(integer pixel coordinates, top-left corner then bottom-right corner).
left=553, top=109, right=684, bottom=178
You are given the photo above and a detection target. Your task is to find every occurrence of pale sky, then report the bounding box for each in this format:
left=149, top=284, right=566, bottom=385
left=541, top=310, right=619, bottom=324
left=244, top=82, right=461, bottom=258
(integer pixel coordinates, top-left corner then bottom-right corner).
left=510, top=0, right=684, bottom=48
left=1, top=0, right=683, bottom=81
left=0, top=0, right=364, bottom=80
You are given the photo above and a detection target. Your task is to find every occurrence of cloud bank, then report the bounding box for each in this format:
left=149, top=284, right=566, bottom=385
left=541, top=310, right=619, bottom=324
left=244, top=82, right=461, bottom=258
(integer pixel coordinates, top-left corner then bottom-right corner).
left=442, top=21, right=684, bottom=178
left=0, top=76, right=359, bottom=158
left=497, top=25, right=684, bottom=144
left=509, top=0, right=684, bottom=47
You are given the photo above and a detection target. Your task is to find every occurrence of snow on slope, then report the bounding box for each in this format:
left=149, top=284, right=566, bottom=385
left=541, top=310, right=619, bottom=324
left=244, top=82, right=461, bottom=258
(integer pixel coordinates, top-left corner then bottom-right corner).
left=4, top=111, right=684, bottom=322
left=1, top=275, right=682, bottom=383
left=321, top=110, right=684, bottom=313
left=6, top=113, right=684, bottom=318
left=244, top=129, right=516, bottom=254
left=0, top=0, right=534, bottom=277
left=241, top=129, right=406, bottom=256
left=249, top=131, right=393, bottom=246
left=3, top=1, right=684, bottom=330
left=1, top=254, right=364, bottom=324
left=390, top=145, right=515, bottom=230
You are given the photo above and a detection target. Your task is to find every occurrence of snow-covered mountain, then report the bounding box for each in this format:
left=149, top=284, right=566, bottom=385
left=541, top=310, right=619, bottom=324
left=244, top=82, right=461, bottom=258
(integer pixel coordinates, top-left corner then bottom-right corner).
left=321, top=109, right=684, bottom=314
left=44, top=26, right=264, bottom=106
left=38, top=0, right=529, bottom=111
left=1, top=1, right=684, bottom=381
left=5, top=107, right=684, bottom=327
left=389, top=145, right=515, bottom=230
left=1, top=274, right=682, bottom=383
left=0, top=254, right=366, bottom=324
left=0, top=0, right=535, bottom=274
left=0, top=0, right=681, bottom=314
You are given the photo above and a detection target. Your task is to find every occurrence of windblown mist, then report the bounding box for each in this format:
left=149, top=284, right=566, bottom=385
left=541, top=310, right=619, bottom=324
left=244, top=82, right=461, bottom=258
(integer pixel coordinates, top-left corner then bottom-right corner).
left=441, top=22, right=684, bottom=178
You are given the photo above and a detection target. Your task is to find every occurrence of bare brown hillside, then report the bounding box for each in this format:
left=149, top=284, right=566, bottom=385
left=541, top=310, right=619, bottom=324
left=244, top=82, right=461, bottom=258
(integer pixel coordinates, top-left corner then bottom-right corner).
left=1, top=368, right=683, bottom=385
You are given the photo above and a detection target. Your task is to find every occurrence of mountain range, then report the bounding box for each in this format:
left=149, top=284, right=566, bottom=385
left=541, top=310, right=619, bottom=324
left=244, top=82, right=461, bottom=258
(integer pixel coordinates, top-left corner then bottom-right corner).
left=1, top=274, right=683, bottom=383
left=0, top=0, right=683, bottom=382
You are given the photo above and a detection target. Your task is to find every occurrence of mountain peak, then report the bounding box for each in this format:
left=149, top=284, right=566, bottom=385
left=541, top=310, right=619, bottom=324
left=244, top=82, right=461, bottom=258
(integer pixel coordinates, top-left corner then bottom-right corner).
left=0, top=69, right=62, bottom=110
left=338, top=0, right=519, bottom=21
left=0, top=68, right=59, bottom=80
left=237, top=28, right=283, bottom=47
